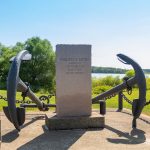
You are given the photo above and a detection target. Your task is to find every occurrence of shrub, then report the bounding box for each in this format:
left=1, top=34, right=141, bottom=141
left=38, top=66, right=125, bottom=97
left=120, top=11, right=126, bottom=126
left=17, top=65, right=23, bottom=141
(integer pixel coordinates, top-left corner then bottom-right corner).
left=92, top=85, right=112, bottom=95
left=146, top=78, right=150, bottom=90
left=92, top=76, right=121, bottom=95
left=125, top=69, right=135, bottom=78
left=101, top=76, right=121, bottom=87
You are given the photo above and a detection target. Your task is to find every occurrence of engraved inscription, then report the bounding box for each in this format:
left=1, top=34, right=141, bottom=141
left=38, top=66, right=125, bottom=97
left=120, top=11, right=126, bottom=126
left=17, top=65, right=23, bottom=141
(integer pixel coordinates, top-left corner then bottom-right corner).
left=59, top=57, right=89, bottom=74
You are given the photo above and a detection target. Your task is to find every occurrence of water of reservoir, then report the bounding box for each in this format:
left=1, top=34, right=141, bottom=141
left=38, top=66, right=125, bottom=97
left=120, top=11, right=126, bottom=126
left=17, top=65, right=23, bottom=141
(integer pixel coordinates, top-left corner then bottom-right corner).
left=92, top=73, right=150, bottom=78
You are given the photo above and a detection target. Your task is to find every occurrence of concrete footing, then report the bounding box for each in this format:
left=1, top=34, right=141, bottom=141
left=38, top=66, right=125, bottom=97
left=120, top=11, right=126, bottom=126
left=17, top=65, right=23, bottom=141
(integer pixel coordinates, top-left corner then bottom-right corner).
left=45, top=111, right=105, bottom=130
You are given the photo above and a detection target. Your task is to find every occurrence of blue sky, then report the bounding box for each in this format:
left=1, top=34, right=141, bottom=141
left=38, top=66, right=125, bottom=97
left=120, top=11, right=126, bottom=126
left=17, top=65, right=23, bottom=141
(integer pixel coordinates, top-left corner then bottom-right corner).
left=0, top=0, right=150, bottom=69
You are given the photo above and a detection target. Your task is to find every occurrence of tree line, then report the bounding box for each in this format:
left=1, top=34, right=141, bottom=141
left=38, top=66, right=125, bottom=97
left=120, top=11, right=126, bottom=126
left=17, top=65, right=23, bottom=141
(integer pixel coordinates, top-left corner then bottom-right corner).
left=92, top=66, right=150, bottom=74
left=0, top=37, right=55, bottom=93
left=92, top=66, right=128, bottom=74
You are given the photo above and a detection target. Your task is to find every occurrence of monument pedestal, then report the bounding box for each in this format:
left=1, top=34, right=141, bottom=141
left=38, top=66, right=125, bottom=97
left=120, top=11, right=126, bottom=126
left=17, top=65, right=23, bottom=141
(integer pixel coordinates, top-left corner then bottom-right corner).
left=47, top=45, right=103, bottom=130
left=45, top=111, right=105, bottom=130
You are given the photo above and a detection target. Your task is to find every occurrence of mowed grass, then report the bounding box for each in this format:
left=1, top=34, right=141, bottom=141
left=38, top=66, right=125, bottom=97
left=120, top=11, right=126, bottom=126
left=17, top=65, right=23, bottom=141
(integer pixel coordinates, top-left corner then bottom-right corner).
left=0, top=89, right=150, bottom=115
left=92, top=89, right=150, bottom=116
left=0, top=90, right=56, bottom=111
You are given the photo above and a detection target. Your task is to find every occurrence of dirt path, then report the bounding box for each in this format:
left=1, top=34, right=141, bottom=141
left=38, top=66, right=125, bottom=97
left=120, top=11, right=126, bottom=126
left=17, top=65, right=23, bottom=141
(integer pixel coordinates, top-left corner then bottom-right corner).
left=1, top=109, right=150, bottom=150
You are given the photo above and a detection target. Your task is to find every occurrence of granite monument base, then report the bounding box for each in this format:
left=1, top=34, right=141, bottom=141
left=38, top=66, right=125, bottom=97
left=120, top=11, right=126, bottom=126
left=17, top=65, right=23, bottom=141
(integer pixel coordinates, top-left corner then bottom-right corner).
left=45, top=111, right=105, bottom=130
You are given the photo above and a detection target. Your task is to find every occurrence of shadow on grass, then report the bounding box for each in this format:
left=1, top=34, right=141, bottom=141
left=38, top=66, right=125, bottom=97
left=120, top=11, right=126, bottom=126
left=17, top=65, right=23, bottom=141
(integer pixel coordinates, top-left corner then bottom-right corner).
left=105, top=125, right=146, bottom=144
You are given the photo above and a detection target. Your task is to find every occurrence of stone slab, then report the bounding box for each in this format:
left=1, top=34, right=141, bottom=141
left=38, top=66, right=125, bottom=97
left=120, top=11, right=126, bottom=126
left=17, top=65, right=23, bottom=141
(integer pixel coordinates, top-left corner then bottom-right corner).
left=45, top=111, right=104, bottom=130
left=56, top=44, right=91, bottom=117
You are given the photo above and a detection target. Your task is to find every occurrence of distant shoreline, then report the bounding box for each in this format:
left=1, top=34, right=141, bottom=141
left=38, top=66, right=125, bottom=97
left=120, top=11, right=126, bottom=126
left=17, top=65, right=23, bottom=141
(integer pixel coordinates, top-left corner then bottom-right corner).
left=92, top=66, right=150, bottom=74
left=92, top=72, right=125, bottom=74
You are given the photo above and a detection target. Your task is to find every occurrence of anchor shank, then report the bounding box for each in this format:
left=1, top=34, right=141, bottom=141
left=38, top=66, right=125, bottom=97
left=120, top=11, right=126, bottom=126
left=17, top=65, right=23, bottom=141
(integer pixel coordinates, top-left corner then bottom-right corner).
left=17, top=79, right=44, bottom=110
left=92, top=77, right=136, bottom=104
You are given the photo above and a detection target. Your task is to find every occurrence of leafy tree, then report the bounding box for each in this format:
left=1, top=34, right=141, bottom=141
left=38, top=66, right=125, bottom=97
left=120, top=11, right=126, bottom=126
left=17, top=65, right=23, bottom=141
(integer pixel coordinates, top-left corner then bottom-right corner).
left=19, top=37, right=55, bottom=92
left=12, top=42, right=25, bottom=53
left=0, top=37, right=55, bottom=93
left=0, top=45, right=17, bottom=86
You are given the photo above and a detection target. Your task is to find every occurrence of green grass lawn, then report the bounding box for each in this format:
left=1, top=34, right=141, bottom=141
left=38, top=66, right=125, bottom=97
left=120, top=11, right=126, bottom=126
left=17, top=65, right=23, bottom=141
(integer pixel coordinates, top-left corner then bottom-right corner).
left=0, top=90, right=56, bottom=111
left=1, top=89, right=150, bottom=115
left=92, top=89, right=150, bottom=116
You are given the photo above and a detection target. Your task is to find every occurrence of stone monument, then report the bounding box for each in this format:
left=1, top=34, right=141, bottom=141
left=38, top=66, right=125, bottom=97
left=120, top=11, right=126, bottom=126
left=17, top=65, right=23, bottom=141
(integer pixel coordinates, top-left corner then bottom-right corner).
left=45, top=44, right=104, bottom=130
left=56, top=44, right=91, bottom=117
